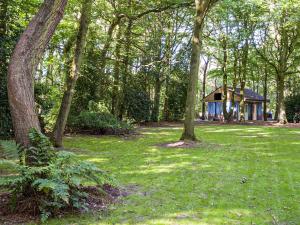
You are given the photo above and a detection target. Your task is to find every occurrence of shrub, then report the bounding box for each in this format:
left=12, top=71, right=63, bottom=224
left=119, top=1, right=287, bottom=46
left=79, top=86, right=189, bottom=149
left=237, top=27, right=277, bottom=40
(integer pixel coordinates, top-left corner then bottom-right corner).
left=126, top=88, right=151, bottom=122
left=88, top=100, right=110, bottom=113
left=285, top=94, right=300, bottom=123
left=68, top=111, right=132, bottom=135
left=0, top=129, right=115, bottom=222
left=293, top=113, right=300, bottom=123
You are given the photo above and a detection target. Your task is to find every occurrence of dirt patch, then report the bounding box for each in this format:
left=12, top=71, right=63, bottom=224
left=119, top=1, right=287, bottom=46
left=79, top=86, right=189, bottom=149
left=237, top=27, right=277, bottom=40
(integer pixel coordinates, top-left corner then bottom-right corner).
left=0, top=184, right=131, bottom=225
left=158, top=141, right=201, bottom=149
left=139, top=121, right=183, bottom=127
left=156, top=140, right=223, bottom=150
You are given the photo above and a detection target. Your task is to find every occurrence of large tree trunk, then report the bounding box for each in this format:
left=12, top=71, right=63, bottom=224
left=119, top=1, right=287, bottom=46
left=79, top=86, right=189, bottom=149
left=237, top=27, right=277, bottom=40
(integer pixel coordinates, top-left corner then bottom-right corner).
left=181, top=0, right=217, bottom=141
left=7, top=0, right=68, bottom=147
left=277, top=74, right=287, bottom=124
left=52, top=0, right=92, bottom=147
left=200, top=58, right=209, bottom=120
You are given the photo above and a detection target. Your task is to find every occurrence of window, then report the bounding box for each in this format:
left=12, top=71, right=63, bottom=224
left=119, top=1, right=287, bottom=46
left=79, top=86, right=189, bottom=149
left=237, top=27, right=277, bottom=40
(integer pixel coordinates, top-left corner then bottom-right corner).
left=214, top=93, right=222, bottom=100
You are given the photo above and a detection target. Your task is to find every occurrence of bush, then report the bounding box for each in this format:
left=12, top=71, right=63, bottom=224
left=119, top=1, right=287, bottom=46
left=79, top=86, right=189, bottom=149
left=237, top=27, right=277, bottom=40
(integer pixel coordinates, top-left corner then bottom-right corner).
left=88, top=100, right=110, bottom=113
left=285, top=95, right=300, bottom=123
left=126, top=89, right=151, bottom=122
left=68, top=111, right=133, bottom=135
left=0, top=129, right=115, bottom=222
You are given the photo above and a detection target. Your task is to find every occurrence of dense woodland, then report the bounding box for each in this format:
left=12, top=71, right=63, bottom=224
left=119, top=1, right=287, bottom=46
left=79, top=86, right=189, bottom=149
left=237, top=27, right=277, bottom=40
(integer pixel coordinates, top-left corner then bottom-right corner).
left=0, top=0, right=300, bottom=222
left=1, top=0, right=300, bottom=140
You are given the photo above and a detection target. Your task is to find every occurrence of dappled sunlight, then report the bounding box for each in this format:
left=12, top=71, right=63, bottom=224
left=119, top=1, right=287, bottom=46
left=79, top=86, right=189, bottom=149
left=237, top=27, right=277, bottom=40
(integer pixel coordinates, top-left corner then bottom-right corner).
left=134, top=161, right=195, bottom=174
left=55, top=125, right=300, bottom=225
left=205, top=128, right=244, bottom=133
left=87, top=158, right=108, bottom=163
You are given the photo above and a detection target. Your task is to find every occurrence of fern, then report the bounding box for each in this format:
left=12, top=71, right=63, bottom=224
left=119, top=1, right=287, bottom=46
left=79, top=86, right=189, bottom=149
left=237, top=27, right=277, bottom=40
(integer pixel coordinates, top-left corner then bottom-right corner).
left=0, top=128, right=116, bottom=221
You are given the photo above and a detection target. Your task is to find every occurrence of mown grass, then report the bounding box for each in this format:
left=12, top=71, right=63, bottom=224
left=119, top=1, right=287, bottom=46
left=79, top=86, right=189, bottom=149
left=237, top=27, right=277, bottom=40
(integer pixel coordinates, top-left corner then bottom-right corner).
left=1, top=125, right=300, bottom=224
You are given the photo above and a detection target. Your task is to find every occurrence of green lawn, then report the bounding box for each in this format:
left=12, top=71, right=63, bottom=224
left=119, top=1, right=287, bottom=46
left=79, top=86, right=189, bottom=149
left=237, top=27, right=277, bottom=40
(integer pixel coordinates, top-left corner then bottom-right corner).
left=2, top=125, right=300, bottom=224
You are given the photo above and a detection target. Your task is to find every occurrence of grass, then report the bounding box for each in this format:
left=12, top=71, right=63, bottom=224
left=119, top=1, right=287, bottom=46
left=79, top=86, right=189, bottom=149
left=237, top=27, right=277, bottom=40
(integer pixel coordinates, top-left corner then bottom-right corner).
left=1, top=125, right=300, bottom=224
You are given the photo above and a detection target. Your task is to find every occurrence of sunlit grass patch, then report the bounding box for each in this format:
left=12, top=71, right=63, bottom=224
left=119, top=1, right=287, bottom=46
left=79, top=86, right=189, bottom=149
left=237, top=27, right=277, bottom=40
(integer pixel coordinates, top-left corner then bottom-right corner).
left=1, top=125, right=299, bottom=224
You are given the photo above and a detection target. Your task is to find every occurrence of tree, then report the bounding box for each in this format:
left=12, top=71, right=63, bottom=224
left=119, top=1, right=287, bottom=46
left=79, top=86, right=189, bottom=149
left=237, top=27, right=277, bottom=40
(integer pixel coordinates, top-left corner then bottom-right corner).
left=0, top=0, right=11, bottom=137
left=52, top=0, right=93, bottom=147
left=254, top=0, right=300, bottom=124
left=181, top=0, right=218, bottom=141
left=7, top=0, right=68, bottom=147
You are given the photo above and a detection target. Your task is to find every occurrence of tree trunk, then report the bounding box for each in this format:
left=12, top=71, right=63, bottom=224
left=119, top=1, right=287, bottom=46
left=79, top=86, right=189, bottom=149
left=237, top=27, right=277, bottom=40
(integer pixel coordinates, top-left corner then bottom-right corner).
left=111, top=25, right=122, bottom=117
left=274, top=83, right=279, bottom=121
left=7, top=0, right=68, bottom=147
left=263, top=65, right=268, bottom=121
left=94, top=15, right=124, bottom=100
left=231, top=49, right=238, bottom=120
left=277, top=74, right=287, bottom=124
left=221, top=36, right=232, bottom=122
left=163, top=72, right=170, bottom=121
left=52, top=0, right=92, bottom=147
left=201, top=58, right=209, bottom=120
left=181, top=0, right=217, bottom=140
left=163, top=25, right=172, bottom=122
left=151, top=72, right=162, bottom=122
left=118, top=19, right=133, bottom=120
left=239, top=38, right=249, bottom=122
left=151, top=34, right=163, bottom=122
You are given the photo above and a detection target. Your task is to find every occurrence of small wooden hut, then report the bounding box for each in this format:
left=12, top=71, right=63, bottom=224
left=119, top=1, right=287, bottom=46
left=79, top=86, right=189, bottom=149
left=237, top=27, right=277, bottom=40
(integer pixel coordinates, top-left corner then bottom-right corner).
left=203, top=86, right=269, bottom=121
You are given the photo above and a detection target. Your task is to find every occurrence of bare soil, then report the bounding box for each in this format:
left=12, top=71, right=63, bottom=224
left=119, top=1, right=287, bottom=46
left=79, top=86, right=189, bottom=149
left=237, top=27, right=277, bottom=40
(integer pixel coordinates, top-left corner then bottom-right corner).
left=0, top=184, right=131, bottom=225
left=158, top=141, right=200, bottom=148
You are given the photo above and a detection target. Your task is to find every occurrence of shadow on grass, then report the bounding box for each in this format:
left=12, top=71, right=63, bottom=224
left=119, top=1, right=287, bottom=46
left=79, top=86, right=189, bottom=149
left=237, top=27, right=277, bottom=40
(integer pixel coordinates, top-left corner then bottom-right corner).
left=1, top=125, right=299, bottom=224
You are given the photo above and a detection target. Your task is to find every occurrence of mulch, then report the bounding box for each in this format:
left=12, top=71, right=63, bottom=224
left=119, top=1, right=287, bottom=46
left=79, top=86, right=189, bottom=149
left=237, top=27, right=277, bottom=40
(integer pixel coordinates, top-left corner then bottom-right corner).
left=0, top=184, right=130, bottom=225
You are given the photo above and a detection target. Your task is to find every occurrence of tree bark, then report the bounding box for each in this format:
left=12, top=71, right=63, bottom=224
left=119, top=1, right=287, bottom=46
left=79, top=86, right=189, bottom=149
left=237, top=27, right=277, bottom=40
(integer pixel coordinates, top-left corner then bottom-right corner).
left=7, top=0, right=68, bottom=147
left=151, top=33, right=163, bottom=122
left=163, top=24, right=173, bottom=122
left=221, top=36, right=232, bottom=122
left=111, top=25, right=122, bottom=116
left=263, top=65, right=268, bottom=121
left=277, top=74, right=287, bottom=124
left=231, top=49, right=238, bottom=120
left=181, top=0, right=217, bottom=141
left=239, top=38, right=249, bottom=122
left=151, top=71, right=162, bottom=122
left=52, top=0, right=92, bottom=147
left=118, top=18, right=133, bottom=120
left=201, top=58, right=209, bottom=120
left=94, top=15, right=124, bottom=100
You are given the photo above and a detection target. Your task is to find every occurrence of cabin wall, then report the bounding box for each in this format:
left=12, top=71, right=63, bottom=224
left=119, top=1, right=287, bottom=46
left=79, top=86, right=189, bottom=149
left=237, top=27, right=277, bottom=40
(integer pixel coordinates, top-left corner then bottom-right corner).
left=257, top=102, right=263, bottom=120
left=204, top=88, right=241, bottom=102
left=207, top=101, right=263, bottom=121
left=207, top=101, right=240, bottom=121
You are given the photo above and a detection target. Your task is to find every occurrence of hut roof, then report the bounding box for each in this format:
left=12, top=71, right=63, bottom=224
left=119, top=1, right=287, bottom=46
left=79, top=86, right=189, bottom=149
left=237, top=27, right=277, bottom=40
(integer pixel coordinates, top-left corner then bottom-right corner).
left=204, top=86, right=269, bottom=102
